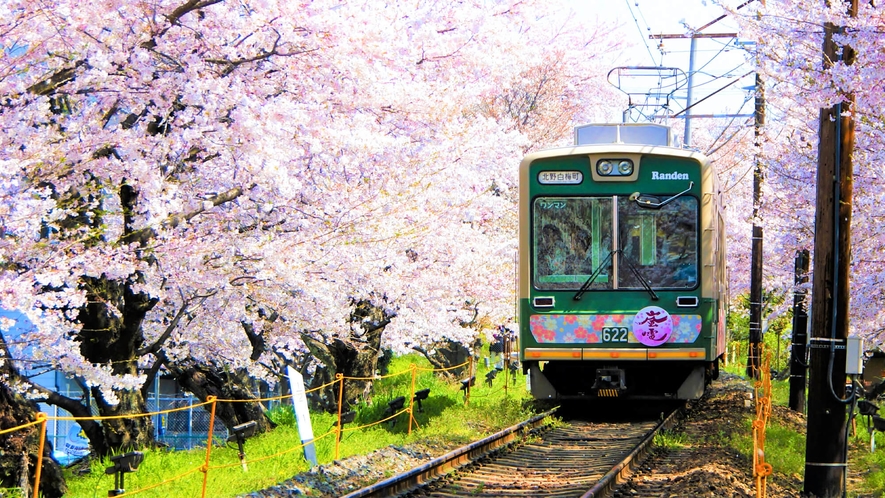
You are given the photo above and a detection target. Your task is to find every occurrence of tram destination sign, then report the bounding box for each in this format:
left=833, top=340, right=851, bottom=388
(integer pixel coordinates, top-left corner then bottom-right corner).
left=538, top=171, right=582, bottom=185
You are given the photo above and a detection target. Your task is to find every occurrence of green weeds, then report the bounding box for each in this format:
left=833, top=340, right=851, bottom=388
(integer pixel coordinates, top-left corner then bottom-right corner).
left=654, top=429, right=688, bottom=450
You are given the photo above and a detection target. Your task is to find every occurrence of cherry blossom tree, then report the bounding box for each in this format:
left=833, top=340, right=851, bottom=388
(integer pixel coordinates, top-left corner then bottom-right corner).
left=0, top=0, right=623, bottom=472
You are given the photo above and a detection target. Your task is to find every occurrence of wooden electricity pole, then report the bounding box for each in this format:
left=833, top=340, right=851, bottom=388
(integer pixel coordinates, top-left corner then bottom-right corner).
left=747, top=68, right=765, bottom=379
left=804, top=1, right=857, bottom=496
left=747, top=0, right=766, bottom=379
left=789, top=249, right=809, bottom=413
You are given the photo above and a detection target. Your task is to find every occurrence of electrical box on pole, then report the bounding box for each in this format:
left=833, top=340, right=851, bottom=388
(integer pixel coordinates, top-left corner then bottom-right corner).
left=846, top=337, right=864, bottom=376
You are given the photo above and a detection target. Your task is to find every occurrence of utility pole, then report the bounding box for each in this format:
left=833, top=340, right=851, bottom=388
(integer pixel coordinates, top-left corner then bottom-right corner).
left=745, top=0, right=766, bottom=380
left=650, top=31, right=737, bottom=148
left=804, top=1, right=857, bottom=496
left=651, top=0, right=754, bottom=145
left=747, top=62, right=765, bottom=379
left=683, top=37, right=697, bottom=147
left=789, top=249, right=809, bottom=413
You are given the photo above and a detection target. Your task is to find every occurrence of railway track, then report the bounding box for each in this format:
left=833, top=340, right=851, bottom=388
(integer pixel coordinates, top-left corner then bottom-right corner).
left=343, top=404, right=682, bottom=498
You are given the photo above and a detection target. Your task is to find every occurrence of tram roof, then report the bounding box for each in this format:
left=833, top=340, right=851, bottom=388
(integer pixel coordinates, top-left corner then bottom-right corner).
left=574, top=123, right=677, bottom=147
left=521, top=123, right=709, bottom=166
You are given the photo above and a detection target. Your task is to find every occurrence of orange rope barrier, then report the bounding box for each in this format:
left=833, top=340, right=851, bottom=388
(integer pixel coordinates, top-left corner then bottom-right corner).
left=11, top=358, right=514, bottom=498
left=47, top=399, right=214, bottom=421
left=336, top=374, right=345, bottom=460
left=32, top=413, right=47, bottom=498
left=464, top=385, right=506, bottom=399
left=215, top=376, right=342, bottom=404
left=0, top=418, right=44, bottom=436
left=414, top=360, right=470, bottom=373
left=753, top=349, right=773, bottom=498
left=465, top=356, right=475, bottom=406
left=344, top=369, right=410, bottom=381
left=200, top=396, right=218, bottom=498
left=39, top=361, right=476, bottom=425
left=304, top=377, right=341, bottom=393
left=408, top=364, right=417, bottom=435
left=208, top=429, right=338, bottom=472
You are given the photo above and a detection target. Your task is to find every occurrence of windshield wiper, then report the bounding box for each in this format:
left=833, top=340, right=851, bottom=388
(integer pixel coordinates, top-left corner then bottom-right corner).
left=573, top=250, right=615, bottom=301
left=618, top=252, right=659, bottom=301
left=629, top=181, right=694, bottom=209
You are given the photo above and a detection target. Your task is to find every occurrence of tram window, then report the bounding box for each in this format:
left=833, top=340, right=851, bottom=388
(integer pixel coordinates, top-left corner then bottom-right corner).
left=532, top=197, right=613, bottom=290
left=532, top=196, right=697, bottom=291
left=619, top=197, right=698, bottom=289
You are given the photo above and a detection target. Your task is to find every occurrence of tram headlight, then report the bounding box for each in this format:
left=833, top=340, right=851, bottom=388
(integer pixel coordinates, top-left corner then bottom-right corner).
left=596, top=158, right=634, bottom=176
left=597, top=160, right=614, bottom=175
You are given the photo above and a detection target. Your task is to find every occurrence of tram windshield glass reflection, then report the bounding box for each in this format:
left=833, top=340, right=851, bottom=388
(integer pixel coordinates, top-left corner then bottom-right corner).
left=532, top=196, right=698, bottom=291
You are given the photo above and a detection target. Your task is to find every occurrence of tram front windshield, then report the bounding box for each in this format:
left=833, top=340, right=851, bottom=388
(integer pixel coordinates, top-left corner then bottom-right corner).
left=532, top=196, right=698, bottom=291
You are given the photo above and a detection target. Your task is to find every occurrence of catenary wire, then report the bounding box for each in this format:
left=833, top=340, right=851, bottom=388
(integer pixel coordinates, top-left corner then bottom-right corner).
left=624, top=0, right=659, bottom=65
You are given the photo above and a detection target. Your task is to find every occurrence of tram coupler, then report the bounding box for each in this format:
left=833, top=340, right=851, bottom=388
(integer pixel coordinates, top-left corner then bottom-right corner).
left=592, top=368, right=626, bottom=398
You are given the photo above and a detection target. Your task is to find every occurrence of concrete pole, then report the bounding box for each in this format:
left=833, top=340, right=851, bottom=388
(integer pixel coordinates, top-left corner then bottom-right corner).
left=682, top=37, right=697, bottom=147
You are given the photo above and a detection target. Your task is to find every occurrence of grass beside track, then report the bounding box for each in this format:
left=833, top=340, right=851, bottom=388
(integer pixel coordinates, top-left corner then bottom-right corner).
left=64, top=355, right=885, bottom=497
left=63, top=354, right=535, bottom=498
left=724, top=363, right=885, bottom=497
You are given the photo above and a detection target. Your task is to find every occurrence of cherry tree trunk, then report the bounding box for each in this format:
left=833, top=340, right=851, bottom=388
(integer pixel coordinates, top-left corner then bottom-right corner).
left=77, top=275, right=157, bottom=455
left=301, top=298, right=394, bottom=412
left=412, top=338, right=480, bottom=380
left=90, top=388, right=155, bottom=455
left=168, top=363, right=275, bottom=435
left=0, top=346, right=66, bottom=497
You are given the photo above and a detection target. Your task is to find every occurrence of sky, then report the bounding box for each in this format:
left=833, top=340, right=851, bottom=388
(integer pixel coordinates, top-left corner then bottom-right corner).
left=577, top=0, right=757, bottom=132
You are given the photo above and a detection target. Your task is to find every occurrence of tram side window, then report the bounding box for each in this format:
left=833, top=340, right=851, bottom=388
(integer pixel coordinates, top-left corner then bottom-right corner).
left=619, top=197, right=698, bottom=289
left=532, top=197, right=613, bottom=290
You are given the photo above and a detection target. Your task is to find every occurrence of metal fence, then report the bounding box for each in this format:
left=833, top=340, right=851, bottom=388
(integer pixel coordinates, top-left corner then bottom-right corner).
left=151, top=395, right=227, bottom=450
left=43, top=386, right=285, bottom=460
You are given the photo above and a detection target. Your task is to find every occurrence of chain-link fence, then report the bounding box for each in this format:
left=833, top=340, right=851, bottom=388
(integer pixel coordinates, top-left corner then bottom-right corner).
left=151, top=394, right=227, bottom=450
left=43, top=385, right=285, bottom=459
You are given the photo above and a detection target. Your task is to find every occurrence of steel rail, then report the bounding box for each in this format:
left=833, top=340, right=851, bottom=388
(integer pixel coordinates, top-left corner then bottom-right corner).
left=340, top=407, right=558, bottom=498
left=580, top=405, right=684, bottom=498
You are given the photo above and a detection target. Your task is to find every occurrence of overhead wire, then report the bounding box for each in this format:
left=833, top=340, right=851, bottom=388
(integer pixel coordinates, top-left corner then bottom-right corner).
left=673, top=70, right=754, bottom=117
left=691, top=38, right=738, bottom=78
left=624, top=0, right=659, bottom=65
left=687, top=62, right=755, bottom=98
left=705, top=95, right=755, bottom=156
left=620, top=1, right=755, bottom=128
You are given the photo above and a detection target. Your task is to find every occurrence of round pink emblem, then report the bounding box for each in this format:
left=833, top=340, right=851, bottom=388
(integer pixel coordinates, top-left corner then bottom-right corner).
left=632, top=306, right=673, bottom=347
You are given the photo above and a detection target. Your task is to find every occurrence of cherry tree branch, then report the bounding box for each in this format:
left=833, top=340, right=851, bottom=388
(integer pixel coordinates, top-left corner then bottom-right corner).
left=121, top=186, right=243, bottom=246
left=136, top=291, right=214, bottom=357
left=205, top=28, right=317, bottom=75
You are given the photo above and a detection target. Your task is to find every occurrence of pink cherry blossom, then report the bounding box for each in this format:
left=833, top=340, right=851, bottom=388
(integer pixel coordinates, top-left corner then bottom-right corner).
left=0, top=0, right=624, bottom=402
